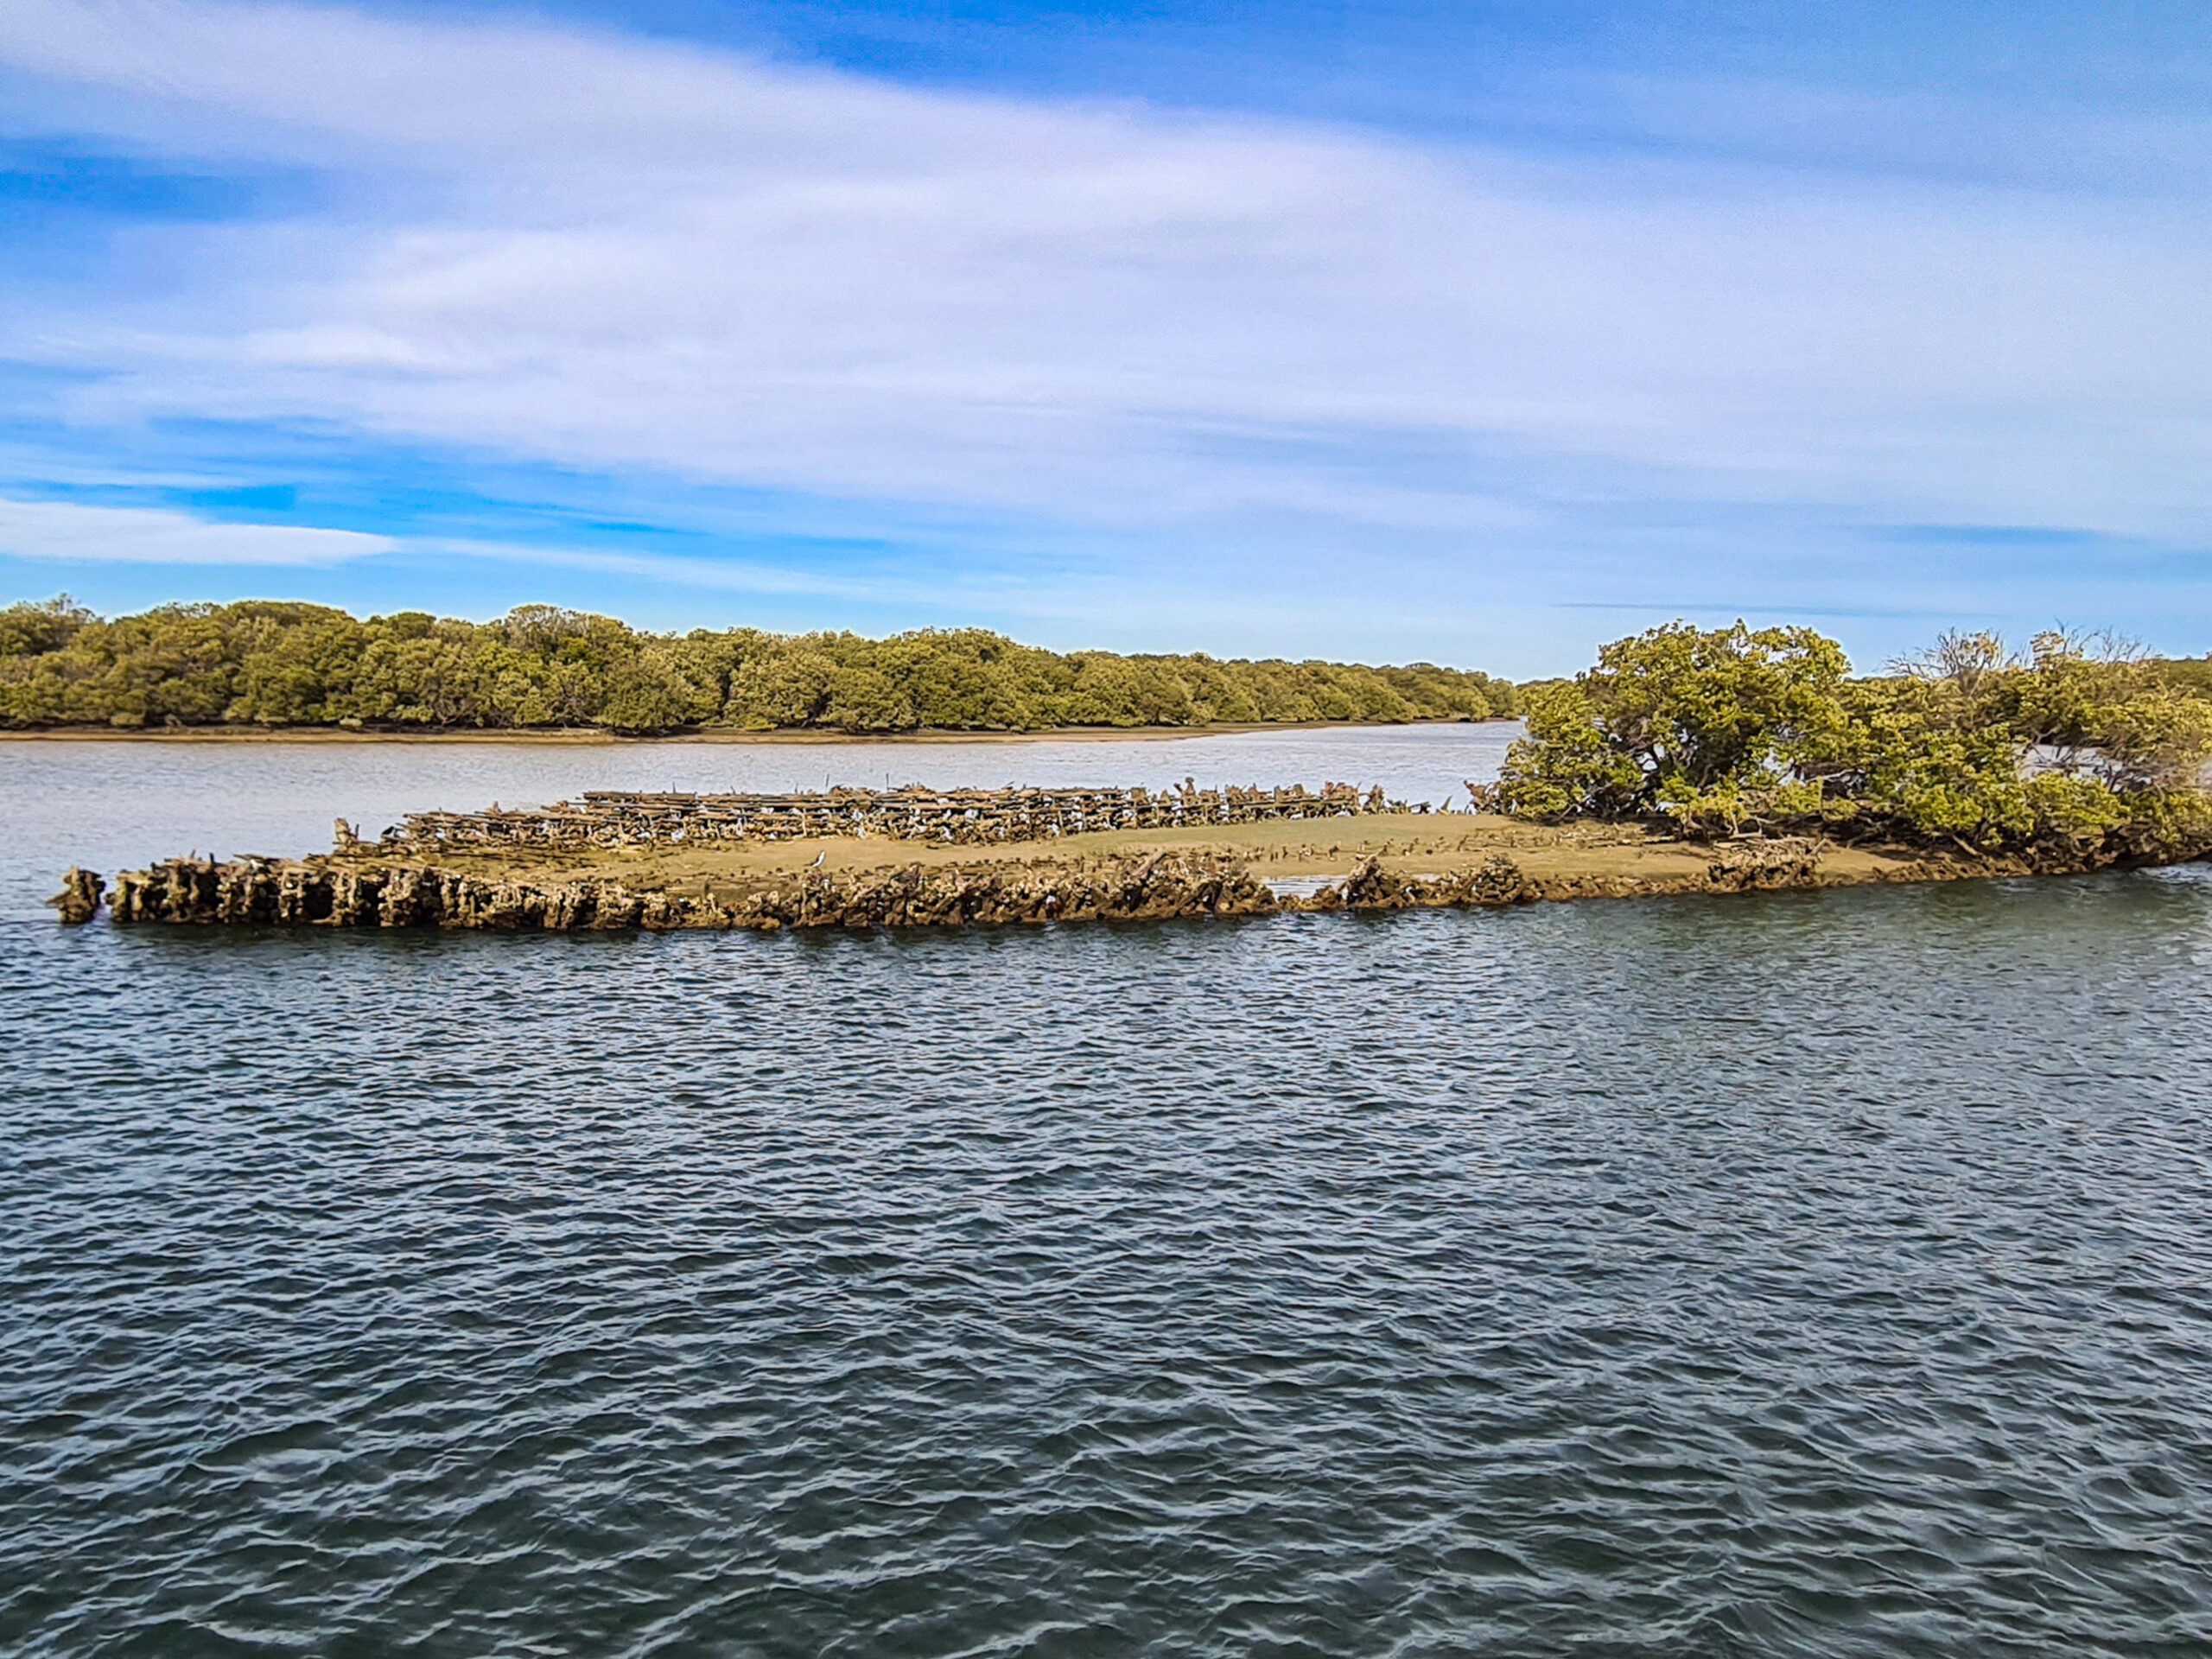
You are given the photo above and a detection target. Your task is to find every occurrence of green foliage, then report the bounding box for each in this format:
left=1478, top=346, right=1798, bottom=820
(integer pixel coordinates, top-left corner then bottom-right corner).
left=0, top=598, right=1515, bottom=734
left=1491, top=682, right=1643, bottom=821
left=1496, top=620, right=1852, bottom=830
left=1499, top=620, right=2212, bottom=856
left=2152, top=653, right=2212, bottom=699
left=0, top=594, right=94, bottom=658
left=2097, top=688, right=2212, bottom=792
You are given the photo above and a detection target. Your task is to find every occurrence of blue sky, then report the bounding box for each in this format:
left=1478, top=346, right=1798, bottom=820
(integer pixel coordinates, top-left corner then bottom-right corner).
left=1, top=0, right=2208, bottom=675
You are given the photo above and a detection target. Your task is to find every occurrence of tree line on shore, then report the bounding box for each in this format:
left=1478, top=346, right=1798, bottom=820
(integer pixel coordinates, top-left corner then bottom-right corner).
left=1496, top=621, right=2212, bottom=857
left=0, top=597, right=1521, bottom=733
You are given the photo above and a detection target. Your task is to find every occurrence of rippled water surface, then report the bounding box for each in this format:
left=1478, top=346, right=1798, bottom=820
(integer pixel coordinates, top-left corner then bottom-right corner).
left=6, top=730, right=2212, bottom=1656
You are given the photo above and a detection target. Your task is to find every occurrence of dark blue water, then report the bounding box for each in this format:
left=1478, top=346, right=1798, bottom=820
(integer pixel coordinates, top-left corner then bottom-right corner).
left=6, top=734, right=2212, bottom=1656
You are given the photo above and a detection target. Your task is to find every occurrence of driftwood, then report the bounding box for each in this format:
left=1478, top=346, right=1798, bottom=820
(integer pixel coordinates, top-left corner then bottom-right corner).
left=380, top=780, right=1416, bottom=853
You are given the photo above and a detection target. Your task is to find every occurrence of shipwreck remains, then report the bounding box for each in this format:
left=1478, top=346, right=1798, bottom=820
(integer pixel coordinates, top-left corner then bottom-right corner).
left=62, top=837, right=2115, bottom=934
left=376, top=780, right=1408, bottom=853
left=54, top=772, right=2208, bottom=936
left=48, top=867, right=104, bottom=925
left=93, top=849, right=1288, bottom=931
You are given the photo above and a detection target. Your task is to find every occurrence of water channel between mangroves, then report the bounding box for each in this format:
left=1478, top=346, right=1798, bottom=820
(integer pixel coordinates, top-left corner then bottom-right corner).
left=7, top=724, right=2212, bottom=1656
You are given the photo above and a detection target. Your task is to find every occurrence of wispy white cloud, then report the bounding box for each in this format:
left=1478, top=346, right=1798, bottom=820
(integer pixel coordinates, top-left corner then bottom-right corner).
left=0, top=494, right=393, bottom=564
left=0, top=0, right=2208, bottom=664
left=442, top=537, right=1001, bottom=610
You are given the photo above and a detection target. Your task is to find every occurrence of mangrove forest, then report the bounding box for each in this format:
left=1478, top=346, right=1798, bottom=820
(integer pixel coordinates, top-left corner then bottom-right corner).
left=0, top=597, right=1519, bottom=734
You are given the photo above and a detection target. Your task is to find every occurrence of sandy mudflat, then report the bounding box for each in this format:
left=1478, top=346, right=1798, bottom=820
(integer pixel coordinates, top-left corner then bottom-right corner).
left=394, top=812, right=1938, bottom=901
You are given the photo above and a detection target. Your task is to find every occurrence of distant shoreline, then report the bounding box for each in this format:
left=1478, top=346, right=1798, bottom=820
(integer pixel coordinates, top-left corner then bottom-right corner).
left=0, top=716, right=1516, bottom=747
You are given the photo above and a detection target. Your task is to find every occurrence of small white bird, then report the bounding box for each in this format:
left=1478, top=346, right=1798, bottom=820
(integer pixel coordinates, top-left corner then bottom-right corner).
left=809, top=851, right=827, bottom=868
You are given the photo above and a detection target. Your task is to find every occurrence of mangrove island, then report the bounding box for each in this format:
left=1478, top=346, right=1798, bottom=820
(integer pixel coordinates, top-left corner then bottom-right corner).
left=52, top=621, right=2212, bottom=931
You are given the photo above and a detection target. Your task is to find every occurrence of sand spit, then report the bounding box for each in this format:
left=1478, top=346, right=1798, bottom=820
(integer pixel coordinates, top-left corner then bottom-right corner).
left=54, top=811, right=2205, bottom=931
